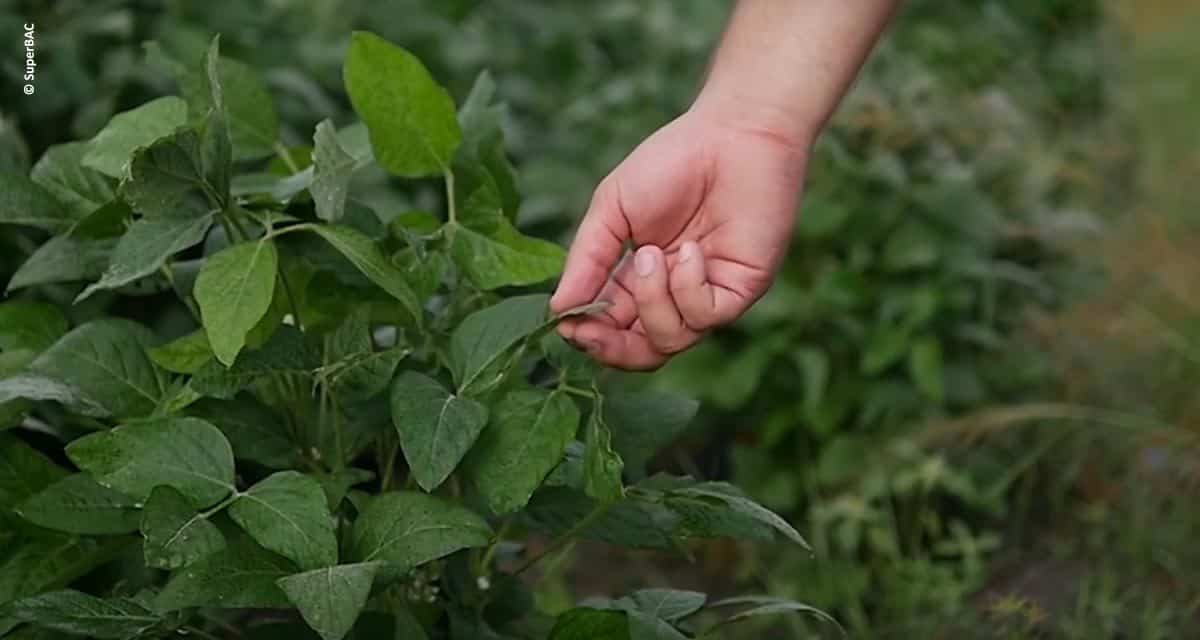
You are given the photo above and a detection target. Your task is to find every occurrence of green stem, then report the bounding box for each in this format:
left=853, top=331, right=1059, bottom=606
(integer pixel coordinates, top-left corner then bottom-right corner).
left=444, top=168, right=457, bottom=224
left=558, top=383, right=593, bottom=399
left=203, top=489, right=243, bottom=519
left=218, top=217, right=238, bottom=245
left=275, top=141, right=302, bottom=175
left=331, top=393, right=346, bottom=472
left=478, top=518, right=514, bottom=575
left=277, top=266, right=304, bottom=330
left=514, top=502, right=613, bottom=576
left=380, top=438, right=401, bottom=492
left=182, top=626, right=225, bottom=640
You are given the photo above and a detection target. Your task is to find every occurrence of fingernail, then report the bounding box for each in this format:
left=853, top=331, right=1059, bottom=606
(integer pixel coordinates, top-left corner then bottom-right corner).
left=635, top=248, right=656, bottom=277
left=679, top=241, right=699, bottom=264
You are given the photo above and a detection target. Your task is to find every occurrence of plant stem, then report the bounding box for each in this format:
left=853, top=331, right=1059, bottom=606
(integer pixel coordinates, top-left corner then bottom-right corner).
left=182, top=626, right=224, bottom=640
left=275, top=141, right=302, bottom=175
left=558, top=383, right=593, bottom=399
left=160, top=264, right=202, bottom=321
left=331, top=393, right=346, bottom=471
left=444, top=168, right=457, bottom=225
left=514, top=502, right=613, bottom=576
left=478, top=518, right=514, bottom=575
left=380, top=438, right=401, bottom=492
left=277, top=267, right=304, bottom=330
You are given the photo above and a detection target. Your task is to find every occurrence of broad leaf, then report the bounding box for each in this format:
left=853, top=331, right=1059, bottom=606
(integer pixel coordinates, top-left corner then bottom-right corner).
left=31, top=142, right=114, bottom=218
left=464, top=389, right=579, bottom=515
left=195, top=239, right=279, bottom=366
left=344, top=31, right=461, bottom=177
left=190, top=326, right=318, bottom=399
left=0, top=536, right=128, bottom=610
left=626, top=612, right=687, bottom=640
left=16, top=473, right=140, bottom=535
left=189, top=397, right=299, bottom=468
left=118, top=128, right=216, bottom=218
left=307, top=225, right=421, bottom=322
left=329, top=348, right=408, bottom=404
left=7, top=234, right=116, bottom=292
left=0, top=590, right=160, bottom=639
left=141, top=485, right=225, bottom=570
left=524, top=487, right=678, bottom=550
left=229, top=471, right=338, bottom=571
left=77, top=212, right=214, bottom=300
left=666, top=483, right=809, bottom=549
left=155, top=537, right=297, bottom=611
left=82, top=96, right=188, bottom=178
left=390, top=371, right=488, bottom=492
left=449, top=294, right=549, bottom=393
left=449, top=220, right=565, bottom=291
left=19, top=319, right=166, bottom=419
left=0, top=434, right=67, bottom=507
left=549, top=609, right=630, bottom=640
left=584, top=409, right=625, bottom=503
left=349, top=491, right=491, bottom=573
left=277, top=563, right=379, bottom=640
left=66, top=416, right=235, bottom=506
left=0, top=172, right=72, bottom=232
left=177, top=43, right=279, bottom=160
left=311, top=119, right=355, bottom=222
left=604, top=392, right=698, bottom=480
left=0, top=301, right=67, bottom=352
left=616, top=590, right=706, bottom=623
left=148, top=329, right=213, bottom=374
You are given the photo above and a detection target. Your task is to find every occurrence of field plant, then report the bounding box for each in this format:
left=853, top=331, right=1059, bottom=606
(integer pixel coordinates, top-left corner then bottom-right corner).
left=0, top=33, right=828, bottom=640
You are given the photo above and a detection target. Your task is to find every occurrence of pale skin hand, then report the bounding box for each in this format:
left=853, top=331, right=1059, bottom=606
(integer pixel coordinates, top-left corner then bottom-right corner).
left=551, top=0, right=901, bottom=370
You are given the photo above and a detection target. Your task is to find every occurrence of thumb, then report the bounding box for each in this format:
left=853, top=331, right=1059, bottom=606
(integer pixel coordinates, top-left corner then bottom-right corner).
left=550, top=179, right=630, bottom=313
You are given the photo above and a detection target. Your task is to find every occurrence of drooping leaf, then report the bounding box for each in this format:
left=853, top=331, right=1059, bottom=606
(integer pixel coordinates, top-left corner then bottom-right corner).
left=117, top=128, right=216, bottom=218
left=7, top=234, right=116, bottom=292
left=449, top=294, right=549, bottom=393
left=349, top=491, right=491, bottom=573
left=189, top=397, right=299, bottom=468
left=190, top=326, right=319, bottom=399
left=0, top=172, right=72, bottom=232
left=76, top=211, right=214, bottom=301
left=307, top=225, right=421, bottom=322
left=140, top=485, right=226, bottom=570
left=66, top=416, right=235, bottom=506
left=665, top=483, right=809, bottom=550
left=155, top=537, right=297, bottom=611
left=30, top=142, right=114, bottom=218
left=311, top=120, right=355, bottom=222
left=277, top=563, right=379, bottom=640
left=15, top=473, right=140, bottom=535
left=17, top=319, right=166, bottom=419
left=195, top=239, right=279, bottom=366
left=329, top=348, right=409, bottom=405
left=464, top=389, right=579, bottom=515
left=229, top=471, right=338, bottom=571
left=524, top=487, right=678, bottom=550
left=82, top=96, right=188, bottom=178
left=0, top=590, right=161, bottom=639
left=584, top=408, right=625, bottom=504
left=0, top=434, right=68, bottom=508
left=390, top=371, right=488, bottom=492
left=704, top=597, right=840, bottom=634
left=148, top=329, right=213, bottom=374
left=615, top=590, right=705, bottom=623
left=344, top=31, right=461, bottom=177
left=549, top=609, right=630, bottom=640
left=604, top=391, right=698, bottom=481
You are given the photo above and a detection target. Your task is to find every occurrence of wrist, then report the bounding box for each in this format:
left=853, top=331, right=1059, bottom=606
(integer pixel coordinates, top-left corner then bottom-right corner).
left=689, top=86, right=822, bottom=154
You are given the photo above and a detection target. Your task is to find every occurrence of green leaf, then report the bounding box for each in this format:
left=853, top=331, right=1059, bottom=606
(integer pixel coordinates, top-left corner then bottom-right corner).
left=0, top=375, right=105, bottom=418
left=141, top=485, right=226, bottom=570
left=189, top=397, right=299, bottom=468
left=616, top=590, right=706, bottom=623
left=0, top=434, right=68, bottom=508
left=330, top=348, right=409, bottom=405
left=626, top=612, right=687, bottom=640
left=19, top=319, right=166, bottom=419
left=1, top=590, right=161, bottom=639
left=705, top=597, right=840, bottom=634
left=176, top=43, right=278, bottom=161
left=525, top=487, right=678, bottom=550
left=82, top=96, right=188, bottom=178
left=549, top=609, right=630, bottom=640
left=604, top=391, right=697, bottom=481
left=7, top=234, right=116, bottom=292
left=349, top=491, right=491, bottom=572
left=195, top=240, right=279, bottom=366
left=861, top=325, right=911, bottom=375
left=584, top=409, right=625, bottom=504
left=66, top=416, right=235, bottom=506
left=0, top=301, right=68, bottom=352
left=314, top=468, right=375, bottom=510
left=76, top=212, right=214, bottom=301
left=277, top=563, right=379, bottom=640
left=190, top=326, right=318, bottom=399
left=449, top=220, right=565, bottom=291
left=155, top=537, right=297, bottom=611
left=15, top=473, right=140, bottom=535
left=344, top=31, right=461, bottom=177
left=311, top=120, right=356, bottom=222
left=882, top=221, right=940, bottom=271
left=666, top=483, right=809, bottom=550
left=149, top=329, right=213, bottom=374
left=449, top=294, right=549, bottom=393
left=229, top=471, right=338, bottom=571
left=0, top=536, right=128, bottom=609
left=456, top=71, right=519, bottom=221
left=0, top=172, right=72, bottom=232
left=307, top=225, right=421, bottom=323
left=908, top=336, right=945, bottom=402
left=390, top=371, right=488, bottom=492
left=117, top=128, right=216, bottom=218
left=31, top=142, right=115, bottom=218
left=464, top=389, right=579, bottom=515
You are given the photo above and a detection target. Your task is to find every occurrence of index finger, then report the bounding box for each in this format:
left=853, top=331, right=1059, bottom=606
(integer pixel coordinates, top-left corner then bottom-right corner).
left=549, top=179, right=630, bottom=314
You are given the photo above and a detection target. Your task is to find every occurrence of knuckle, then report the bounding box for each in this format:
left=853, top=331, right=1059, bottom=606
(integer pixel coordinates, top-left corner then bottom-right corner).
left=653, top=333, right=694, bottom=356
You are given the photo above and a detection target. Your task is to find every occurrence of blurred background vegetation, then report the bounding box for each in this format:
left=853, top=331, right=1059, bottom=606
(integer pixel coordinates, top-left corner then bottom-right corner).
left=1, top=0, right=1197, bottom=637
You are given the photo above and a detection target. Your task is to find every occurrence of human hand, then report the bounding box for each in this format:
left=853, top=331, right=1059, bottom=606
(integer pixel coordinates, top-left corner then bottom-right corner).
left=549, top=106, right=810, bottom=370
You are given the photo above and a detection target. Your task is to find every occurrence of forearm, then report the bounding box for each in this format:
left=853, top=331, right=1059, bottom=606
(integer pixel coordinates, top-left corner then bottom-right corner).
left=693, top=0, right=901, bottom=148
